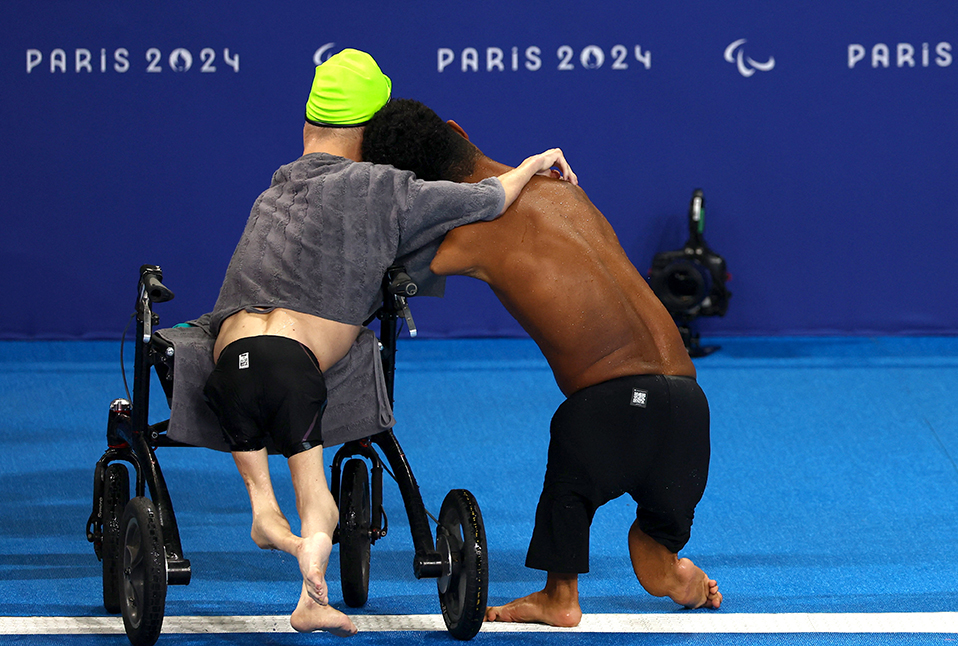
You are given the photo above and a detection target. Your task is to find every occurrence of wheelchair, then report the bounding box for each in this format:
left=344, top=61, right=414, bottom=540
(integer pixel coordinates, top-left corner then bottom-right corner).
left=86, top=264, right=489, bottom=645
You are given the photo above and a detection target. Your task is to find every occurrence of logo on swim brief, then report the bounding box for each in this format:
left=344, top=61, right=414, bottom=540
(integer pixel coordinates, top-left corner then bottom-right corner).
left=238, top=352, right=249, bottom=370
left=630, top=388, right=648, bottom=407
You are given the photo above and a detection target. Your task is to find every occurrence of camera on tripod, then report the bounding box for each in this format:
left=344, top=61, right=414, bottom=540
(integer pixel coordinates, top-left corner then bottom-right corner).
left=648, top=189, right=730, bottom=357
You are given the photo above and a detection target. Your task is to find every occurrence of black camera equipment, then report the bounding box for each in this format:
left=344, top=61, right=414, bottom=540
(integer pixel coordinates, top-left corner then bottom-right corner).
left=648, top=189, right=730, bottom=357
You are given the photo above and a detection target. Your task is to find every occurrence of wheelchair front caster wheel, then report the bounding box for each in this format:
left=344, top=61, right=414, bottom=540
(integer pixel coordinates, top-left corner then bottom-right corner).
left=436, top=489, right=488, bottom=640
left=339, top=458, right=371, bottom=608
left=102, top=463, right=130, bottom=614
left=120, top=497, right=167, bottom=646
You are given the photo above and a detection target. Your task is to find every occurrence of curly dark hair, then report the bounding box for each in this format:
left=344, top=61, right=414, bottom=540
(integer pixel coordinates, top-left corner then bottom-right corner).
left=361, top=98, right=481, bottom=182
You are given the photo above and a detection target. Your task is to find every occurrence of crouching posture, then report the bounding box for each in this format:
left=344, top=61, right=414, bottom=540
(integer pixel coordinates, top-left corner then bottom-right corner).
left=362, top=99, right=721, bottom=626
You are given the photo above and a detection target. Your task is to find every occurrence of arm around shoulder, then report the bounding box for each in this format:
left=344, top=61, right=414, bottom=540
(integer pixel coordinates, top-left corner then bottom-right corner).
left=497, top=148, right=577, bottom=213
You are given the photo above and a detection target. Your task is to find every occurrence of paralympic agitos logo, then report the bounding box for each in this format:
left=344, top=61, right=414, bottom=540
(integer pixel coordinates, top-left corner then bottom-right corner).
left=724, top=39, right=775, bottom=77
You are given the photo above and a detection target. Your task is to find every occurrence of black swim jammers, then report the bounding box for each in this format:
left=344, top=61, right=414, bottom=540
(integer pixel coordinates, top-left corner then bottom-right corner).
left=203, top=335, right=328, bottom=458
left=525, top=374, right=710, bottom=573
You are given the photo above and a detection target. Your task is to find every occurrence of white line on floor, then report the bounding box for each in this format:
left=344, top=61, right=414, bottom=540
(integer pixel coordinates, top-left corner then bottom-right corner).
left=1, top=612, right=957, bottom=635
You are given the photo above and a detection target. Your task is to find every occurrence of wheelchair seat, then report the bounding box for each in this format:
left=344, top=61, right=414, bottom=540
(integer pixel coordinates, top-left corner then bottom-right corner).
left=153, top=322, right=395, bottom=452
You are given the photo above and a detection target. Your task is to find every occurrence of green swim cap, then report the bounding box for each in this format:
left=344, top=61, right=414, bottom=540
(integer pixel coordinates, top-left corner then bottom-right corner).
left=305, top=48, right=392, bottom=127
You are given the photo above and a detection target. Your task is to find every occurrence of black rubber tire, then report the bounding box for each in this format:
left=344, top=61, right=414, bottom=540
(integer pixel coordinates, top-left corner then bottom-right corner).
left=436, top=489, right=488, bottom=640
left=339, top=459, right=371, bottom=608
left=102, top=463, right=130, bottom=614
left=120, top=497, right=167, bottom=646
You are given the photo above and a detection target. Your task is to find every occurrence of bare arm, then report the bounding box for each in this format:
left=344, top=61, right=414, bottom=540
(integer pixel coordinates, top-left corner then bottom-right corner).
left=496, top=148, right=577, bottom=213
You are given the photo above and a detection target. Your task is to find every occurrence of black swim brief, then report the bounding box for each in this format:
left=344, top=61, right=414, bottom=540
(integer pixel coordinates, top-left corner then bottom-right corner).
left=525, top=374, right=710, bottom=574
left=203, top=335, right=327, bottom=458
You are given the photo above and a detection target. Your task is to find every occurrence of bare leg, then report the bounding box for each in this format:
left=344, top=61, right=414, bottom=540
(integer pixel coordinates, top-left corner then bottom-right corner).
left=287, top=446, right=356, bottom=637
left=485, top=572, right=582, bottom=627
left=628, top=521, right=721, bottom=609
left=231, top=448, right=356, bottom=636
left=232, top=449, right=299, bottom=553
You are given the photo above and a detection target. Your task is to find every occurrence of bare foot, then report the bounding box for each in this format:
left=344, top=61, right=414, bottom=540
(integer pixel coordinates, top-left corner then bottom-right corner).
left=290, top=582, right=357, bottom=637
left=296, top=532, right=333, bottom=605
left=485, top=590, right=582, bottom=627
left=670, top=558, right=722, bottom=609
left=628, top=522, right=721, bottom=610
left=249, top=507, right=292, bottom=551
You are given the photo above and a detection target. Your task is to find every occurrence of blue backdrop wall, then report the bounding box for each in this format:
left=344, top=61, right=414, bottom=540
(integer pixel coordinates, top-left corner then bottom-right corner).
left=3, top=1, right=956, bottom=339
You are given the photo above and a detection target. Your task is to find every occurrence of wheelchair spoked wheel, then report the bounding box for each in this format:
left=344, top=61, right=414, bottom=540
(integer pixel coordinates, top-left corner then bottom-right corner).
left=339, top=458, right=371, bottom=608
left=102, top=463, right=130, bottom=614
left=120, top=497, right=167, bottom=646
left=436, top=489, right=488, bottom=641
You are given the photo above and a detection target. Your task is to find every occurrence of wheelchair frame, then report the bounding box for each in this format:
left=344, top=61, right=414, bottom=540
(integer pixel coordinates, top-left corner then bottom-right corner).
left=87, top=264, right=488, bottom=645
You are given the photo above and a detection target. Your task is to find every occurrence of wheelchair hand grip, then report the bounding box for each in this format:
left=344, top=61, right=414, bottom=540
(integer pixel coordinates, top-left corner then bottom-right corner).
left=139, top=265, right=175, bottom=303
left=387, top=270, right=417, bottom=297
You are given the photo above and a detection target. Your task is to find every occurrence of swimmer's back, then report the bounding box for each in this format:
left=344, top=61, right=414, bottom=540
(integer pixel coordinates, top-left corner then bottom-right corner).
left=213, top=308, right=361, bottom=372
left=432, top=174, right=694, bottom=396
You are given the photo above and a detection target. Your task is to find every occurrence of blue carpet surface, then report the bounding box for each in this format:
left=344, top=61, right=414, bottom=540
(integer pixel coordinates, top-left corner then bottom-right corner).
left=1, top=336, right=956, bottom=644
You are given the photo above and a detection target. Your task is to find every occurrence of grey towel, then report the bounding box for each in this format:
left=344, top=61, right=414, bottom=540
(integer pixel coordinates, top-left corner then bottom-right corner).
left=209, top=153, right=504, bottom=335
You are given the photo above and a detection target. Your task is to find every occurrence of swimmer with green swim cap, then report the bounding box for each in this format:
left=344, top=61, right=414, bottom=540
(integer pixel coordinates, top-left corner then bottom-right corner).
left=205, top=42, right=576, bottom=639
left=305, top=48, right=392, bottom=127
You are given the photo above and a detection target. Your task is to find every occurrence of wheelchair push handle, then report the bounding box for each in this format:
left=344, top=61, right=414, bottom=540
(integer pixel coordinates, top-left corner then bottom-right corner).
left=139, top=264, right=175, bottom=304
left=386, top=268, right=418, bottom=297
left=384, top=267, right=418, bottom=338
left=137, top=265, right=174, bottom=343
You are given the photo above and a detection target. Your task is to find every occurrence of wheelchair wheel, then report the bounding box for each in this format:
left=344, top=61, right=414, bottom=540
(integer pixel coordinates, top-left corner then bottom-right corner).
left=436, top=489, right=488, bottom=641
left=120, top=497, right=167, bottom=646
left=102, top=463, right=130, bottom=614
left=339, top=459, right=371, bottom=608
